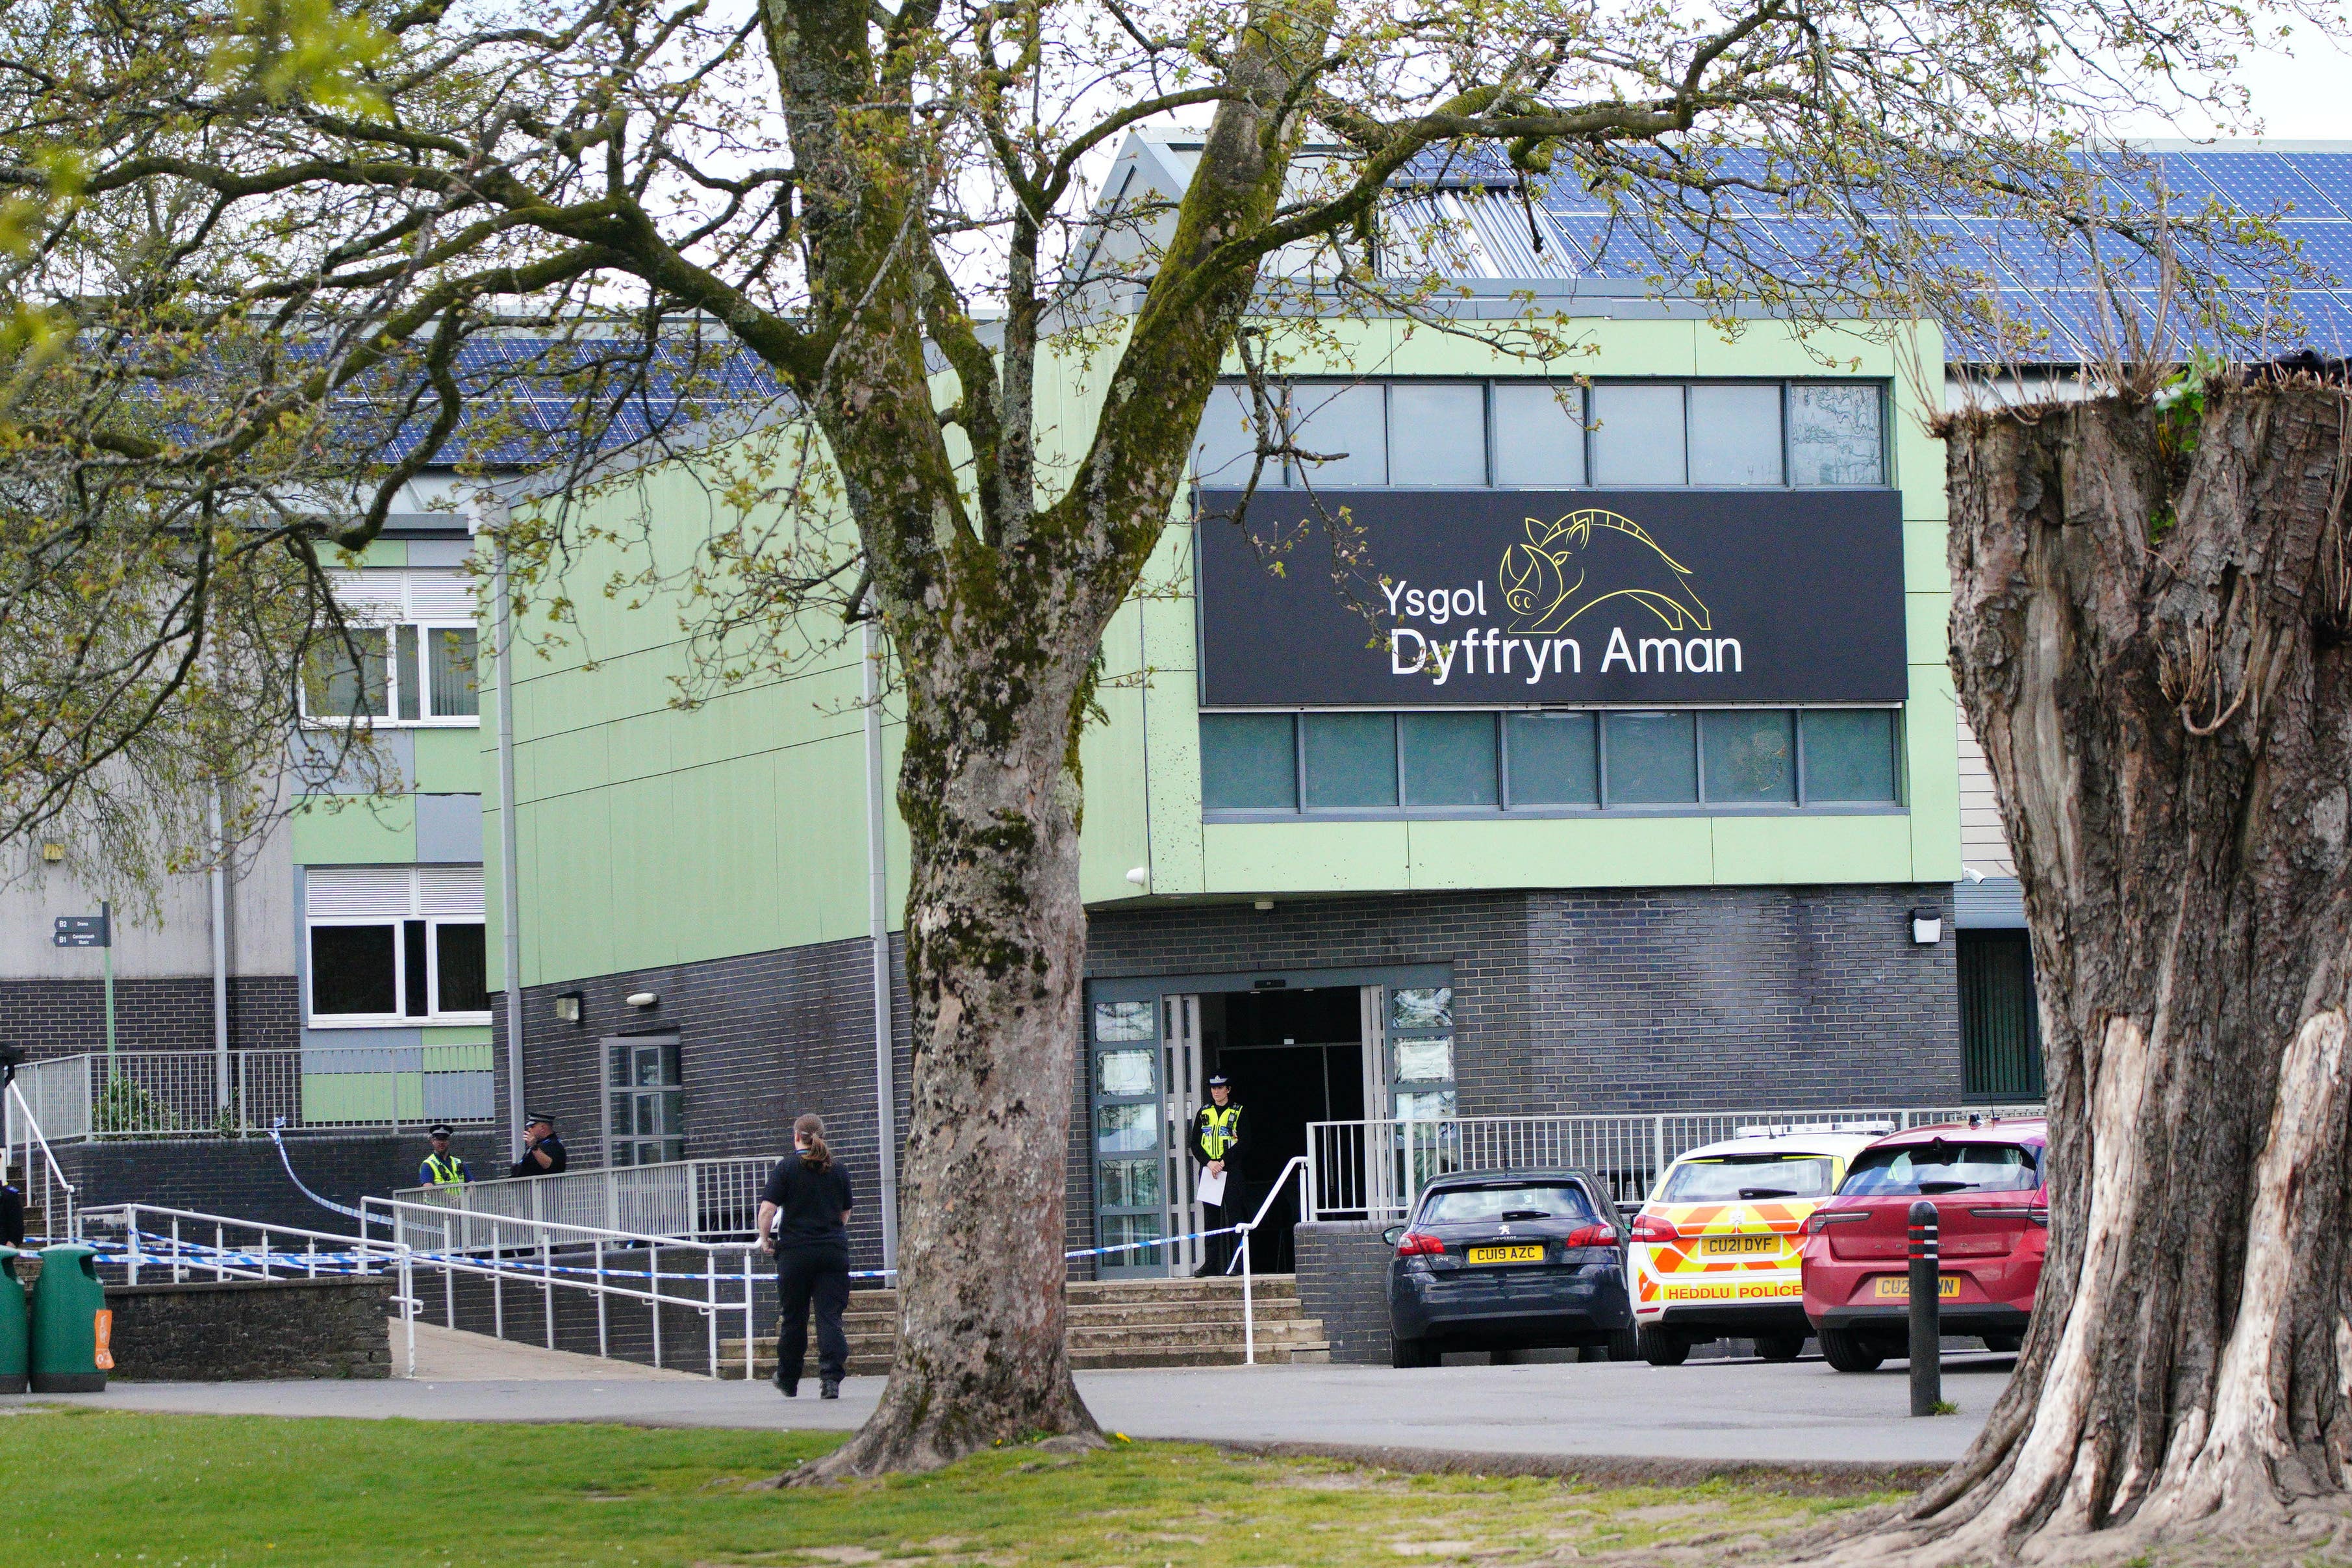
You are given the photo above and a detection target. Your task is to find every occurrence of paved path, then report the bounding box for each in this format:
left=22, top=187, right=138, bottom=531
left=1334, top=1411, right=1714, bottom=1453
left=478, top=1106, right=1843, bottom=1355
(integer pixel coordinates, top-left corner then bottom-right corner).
left=10, top=1328, right=2011, bottom=1465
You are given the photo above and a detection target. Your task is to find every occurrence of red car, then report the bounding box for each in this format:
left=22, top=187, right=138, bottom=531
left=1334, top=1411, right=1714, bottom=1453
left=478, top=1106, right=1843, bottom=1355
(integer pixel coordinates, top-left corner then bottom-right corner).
left=1798, top=1118, right=2047, bottom=1372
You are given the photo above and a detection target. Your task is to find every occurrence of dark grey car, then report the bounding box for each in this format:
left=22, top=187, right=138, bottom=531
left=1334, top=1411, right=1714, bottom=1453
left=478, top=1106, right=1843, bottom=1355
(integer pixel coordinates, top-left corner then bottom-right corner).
left=1384, top=1168, right=1636, bottom=1368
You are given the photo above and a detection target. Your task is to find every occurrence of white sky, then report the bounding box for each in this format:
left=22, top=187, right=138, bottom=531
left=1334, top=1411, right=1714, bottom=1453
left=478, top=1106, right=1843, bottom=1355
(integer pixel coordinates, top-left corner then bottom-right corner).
left=2114, top=31, right=2352, bottom=141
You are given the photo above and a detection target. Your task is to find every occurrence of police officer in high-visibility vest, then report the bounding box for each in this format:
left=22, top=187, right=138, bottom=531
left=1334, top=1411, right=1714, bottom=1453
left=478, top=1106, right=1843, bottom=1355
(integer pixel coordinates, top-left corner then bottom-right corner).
left=1190, top=1074, right=1246, bottom=1277
left=418, top=1124, right=472, bottom=1188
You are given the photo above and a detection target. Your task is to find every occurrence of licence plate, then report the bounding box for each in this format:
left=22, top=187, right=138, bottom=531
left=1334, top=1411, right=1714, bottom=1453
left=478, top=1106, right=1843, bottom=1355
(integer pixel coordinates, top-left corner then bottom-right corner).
left=1873, top=1275, right=1962, bottom=1300
left=1702, top=1235, right=1783, bottom=1256
left=1467, top=1244, right=1545, bottom=1265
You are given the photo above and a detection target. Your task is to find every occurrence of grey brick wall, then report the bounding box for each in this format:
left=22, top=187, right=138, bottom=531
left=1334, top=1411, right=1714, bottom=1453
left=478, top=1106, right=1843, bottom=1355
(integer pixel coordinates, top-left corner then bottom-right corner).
left=1295, top=1220, right=1396, bottom=1364
left=0, top=976, right=298, bottom=1060
left=493, top=933, right=914, bottom=1273
left=55, top=1129, right=500, bottom=1234
left=105, top=1275, right=394, bottom=1380
left=492, top=881, right=1961, bottom=1281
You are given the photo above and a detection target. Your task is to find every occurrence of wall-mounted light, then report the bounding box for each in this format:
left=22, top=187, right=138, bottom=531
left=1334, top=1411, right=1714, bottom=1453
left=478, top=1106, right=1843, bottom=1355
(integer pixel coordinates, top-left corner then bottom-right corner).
left=553, top=991, right=583, bottom=1025
left=1252, top=898, right=1274, bottom=912
left=39, top=842, right=64, bottom=864
left=1124, top=866, right=1149, bottom=887
left=626, top=991, right=659, bottom=1009
left=1910, top=906, right=1943, bottom=945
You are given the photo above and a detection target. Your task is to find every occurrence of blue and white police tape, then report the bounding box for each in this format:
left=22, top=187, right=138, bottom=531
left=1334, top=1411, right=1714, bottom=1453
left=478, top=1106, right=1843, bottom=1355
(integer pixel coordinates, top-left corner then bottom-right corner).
left=268, top=1122, right=375, bottom=1224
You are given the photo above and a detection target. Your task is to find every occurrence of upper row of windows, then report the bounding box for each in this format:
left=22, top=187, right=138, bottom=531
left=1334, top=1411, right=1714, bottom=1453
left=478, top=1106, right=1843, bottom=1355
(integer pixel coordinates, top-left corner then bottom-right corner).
left=1192, top=379, right=1888, bottom=491
left=302, top=624, right=480, bottom=726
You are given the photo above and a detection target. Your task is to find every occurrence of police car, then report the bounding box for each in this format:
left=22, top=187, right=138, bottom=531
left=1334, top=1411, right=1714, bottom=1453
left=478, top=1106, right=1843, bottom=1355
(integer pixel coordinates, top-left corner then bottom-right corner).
left=1626, top=1125, right=1885, bottom=1366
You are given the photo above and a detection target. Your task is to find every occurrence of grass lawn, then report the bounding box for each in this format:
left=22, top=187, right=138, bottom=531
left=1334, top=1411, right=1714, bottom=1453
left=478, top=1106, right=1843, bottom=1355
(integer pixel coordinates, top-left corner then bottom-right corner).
left=1, top=1407, right=1892, bottom=1567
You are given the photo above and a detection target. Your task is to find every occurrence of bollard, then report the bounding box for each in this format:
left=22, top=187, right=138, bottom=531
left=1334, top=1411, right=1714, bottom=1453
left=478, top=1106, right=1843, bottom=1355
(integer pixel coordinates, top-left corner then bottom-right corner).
left=1908, top=1198, right=1940, bottom=1417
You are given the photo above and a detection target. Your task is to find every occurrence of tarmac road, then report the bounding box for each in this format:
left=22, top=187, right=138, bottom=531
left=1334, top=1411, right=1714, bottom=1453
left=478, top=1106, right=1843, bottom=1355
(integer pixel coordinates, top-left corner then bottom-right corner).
left=14, top=1323, right=2006, bottom=1466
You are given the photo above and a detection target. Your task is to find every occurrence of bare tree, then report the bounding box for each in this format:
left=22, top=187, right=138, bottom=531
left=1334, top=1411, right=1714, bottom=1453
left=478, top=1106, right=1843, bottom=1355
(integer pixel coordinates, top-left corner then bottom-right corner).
left=2, top=0, right=2340, bottom=1498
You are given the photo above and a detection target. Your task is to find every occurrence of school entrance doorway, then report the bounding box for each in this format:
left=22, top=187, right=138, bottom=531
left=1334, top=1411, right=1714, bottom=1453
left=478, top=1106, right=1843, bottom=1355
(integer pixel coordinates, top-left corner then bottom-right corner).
left=1086, top=963, right=1454, bottom=1278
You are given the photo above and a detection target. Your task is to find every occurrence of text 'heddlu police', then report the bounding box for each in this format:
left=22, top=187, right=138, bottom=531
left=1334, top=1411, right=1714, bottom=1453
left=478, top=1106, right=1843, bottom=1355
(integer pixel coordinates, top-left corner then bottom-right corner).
left=1382, top=581, right=1744, bottom=686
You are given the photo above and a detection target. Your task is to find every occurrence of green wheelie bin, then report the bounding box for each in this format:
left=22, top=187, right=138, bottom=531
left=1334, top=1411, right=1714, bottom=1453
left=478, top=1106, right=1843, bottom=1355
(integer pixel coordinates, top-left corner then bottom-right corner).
left=30, top=1244, right=108, bottom=1393
left=0, top=1246, right=25, bottom=1394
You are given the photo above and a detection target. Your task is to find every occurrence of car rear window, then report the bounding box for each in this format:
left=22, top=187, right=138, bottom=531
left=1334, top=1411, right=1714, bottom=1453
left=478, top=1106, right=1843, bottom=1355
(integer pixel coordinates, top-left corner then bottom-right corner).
left=1840, top=1141, right=2038, bottom=1196
left=1658, top=1154, right=1837, bottom=1203
left=1418, top=1183, right=1595, bottom=1224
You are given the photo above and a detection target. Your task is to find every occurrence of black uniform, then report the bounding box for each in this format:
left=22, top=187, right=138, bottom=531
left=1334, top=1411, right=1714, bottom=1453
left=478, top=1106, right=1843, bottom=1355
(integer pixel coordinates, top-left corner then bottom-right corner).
left=509, top=1132, right=568, bottom=1179
left=764, top=1154, right=855, bottom=1387
left=1189, top=1100, right=1247, bottom=1276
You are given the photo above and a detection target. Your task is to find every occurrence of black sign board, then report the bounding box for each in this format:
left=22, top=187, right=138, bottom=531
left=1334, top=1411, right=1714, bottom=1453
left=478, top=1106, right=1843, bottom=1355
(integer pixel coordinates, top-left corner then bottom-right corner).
left=52, top=913, right=109, bottom=948
left=1195, top=488, right=1908, bottom=707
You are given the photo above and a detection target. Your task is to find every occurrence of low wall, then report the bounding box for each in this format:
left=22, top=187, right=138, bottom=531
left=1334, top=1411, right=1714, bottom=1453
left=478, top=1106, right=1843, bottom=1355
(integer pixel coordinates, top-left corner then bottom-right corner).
left=1295, top=1220, right=1394, bottom=1365
left=103, top=1275, right=394, bottom=1380
left=57, top=1130, right=501, bottom=1235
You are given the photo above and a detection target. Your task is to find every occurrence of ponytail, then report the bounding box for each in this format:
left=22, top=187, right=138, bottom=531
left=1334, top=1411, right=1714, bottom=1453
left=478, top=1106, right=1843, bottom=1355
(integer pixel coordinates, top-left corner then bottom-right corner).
left=794, top=1113, right=831, bottom=1169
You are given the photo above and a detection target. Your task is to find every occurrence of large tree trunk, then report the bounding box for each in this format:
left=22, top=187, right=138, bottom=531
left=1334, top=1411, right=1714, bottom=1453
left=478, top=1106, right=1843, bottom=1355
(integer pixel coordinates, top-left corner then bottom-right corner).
left=794, top=607, right=1103, bottom=1477
left=1827, top=381, right=2352, bottom=1563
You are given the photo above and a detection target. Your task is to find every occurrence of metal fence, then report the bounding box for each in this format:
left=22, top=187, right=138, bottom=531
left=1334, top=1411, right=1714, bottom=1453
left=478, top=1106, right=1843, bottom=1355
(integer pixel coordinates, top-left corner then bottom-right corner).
left=392, top=1156, right=777, bottom=1247
left=5, top=1076, right=79, bottom=1239
left=1305, top=1106, right=2047, bottom=1220
left=3, top=1049, right=498, bottom=1141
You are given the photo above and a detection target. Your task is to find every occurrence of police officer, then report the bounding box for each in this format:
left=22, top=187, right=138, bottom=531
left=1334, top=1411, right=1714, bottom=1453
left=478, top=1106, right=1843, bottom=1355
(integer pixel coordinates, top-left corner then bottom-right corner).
left=1190, top=1073, right=1246, bottom=1276
left=510, top=1111, right=569, bottom=1178
left=418, top=1125, right=472, bottom=1188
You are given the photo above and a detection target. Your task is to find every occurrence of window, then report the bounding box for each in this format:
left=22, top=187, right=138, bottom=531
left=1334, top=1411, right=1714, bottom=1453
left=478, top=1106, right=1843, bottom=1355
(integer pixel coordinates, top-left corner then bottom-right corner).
left=1287, top=383, right=1387, bottom=487
left=1688, top=385, right=1784, bottom=485
left=1502, top=711, right=1598, bottom=805
left=1419, top=1183, right=1595, bottom=1224
left=1387, top=985, right=1456, bottom=1124
left=1700, top=709, right=1797, bottom=805
left=1302, top=713, right=1397, bottom=807
left=1789, top=383, right=1888, bottom=487
left=304, top=866, right=490, bottom=1024
left=1200, top=706, right=1902, bottom=817
left=1193, top=378, right=1885, bottom=490
left=303, top=629, right=391, bottom=721
left=1400, top=713, right=1497, bottom=807
left=1387, top=385, right=1486, bottom=485
left=607, top=1037, right=684, bottom=1167
left=1201, top=713, right=1297, bottom=810
left=1960, top=931, right=2045, bottom=1100
left=1841, top=1141, right=2040, bottom=1197
left=306, top=569, right=482, bottom=726
left=1588, top=385, right=1687, bottom=485
left=1490, top=385, right=1585, bottom=487
left=1603, top=711, right=1699, bottom=803
left=1660, top=1154, right=1839, bottom=1204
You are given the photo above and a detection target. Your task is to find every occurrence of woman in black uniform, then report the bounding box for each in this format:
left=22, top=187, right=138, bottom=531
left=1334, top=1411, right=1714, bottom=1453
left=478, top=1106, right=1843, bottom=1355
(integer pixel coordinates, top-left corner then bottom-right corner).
left=757, top=1113, right=855, bottom=1398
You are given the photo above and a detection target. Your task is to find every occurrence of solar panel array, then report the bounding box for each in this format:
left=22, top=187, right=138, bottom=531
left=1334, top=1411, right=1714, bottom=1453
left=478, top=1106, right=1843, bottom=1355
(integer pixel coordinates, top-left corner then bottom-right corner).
left=1390, top=146, right=2352, bottom=362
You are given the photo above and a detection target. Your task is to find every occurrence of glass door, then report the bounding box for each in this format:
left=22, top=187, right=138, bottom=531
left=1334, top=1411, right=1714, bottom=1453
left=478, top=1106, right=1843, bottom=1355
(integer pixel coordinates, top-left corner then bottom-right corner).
left=1091, top=998, right=1167, bottom=1277
left=1162, top=994, right=1204, bottom=1275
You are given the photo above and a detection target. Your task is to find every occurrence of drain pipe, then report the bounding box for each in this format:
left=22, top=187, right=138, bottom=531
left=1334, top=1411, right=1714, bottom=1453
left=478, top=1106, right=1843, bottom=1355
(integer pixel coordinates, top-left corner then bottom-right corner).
left=209, top=789, right=231, bottom=1108
left=863, top=614, right=898, bottom=1272
left=493, top=528, right=526, bottom=1155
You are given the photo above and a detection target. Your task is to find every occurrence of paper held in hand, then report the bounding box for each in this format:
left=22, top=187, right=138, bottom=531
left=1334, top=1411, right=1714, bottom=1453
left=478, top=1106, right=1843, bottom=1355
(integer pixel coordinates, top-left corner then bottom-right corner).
left=1196, top=1167, right=1227, bottom=1207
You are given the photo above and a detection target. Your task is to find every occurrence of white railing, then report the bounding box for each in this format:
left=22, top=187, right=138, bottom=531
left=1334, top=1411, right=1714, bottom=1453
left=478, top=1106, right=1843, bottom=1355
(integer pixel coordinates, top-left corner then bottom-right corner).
left=1233, top=1156, right=1309, bottom=1366
left=1305, top=1105, right=2047, bottom=1221
left=6, top=1076, right=79, bottom=1239
left=4, top=1049, right=497, bottom=1141
left=364, top=1195, right=763, bottom=1380
left=392, top=1156, right=777, bottom=1245
left=84, top=1203, right=395, bottom=1286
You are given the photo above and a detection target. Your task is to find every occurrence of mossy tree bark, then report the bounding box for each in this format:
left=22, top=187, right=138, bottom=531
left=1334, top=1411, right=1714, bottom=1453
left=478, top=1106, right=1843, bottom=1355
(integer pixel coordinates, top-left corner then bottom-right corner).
left=1838, top=383, right=2352, bottom=1563
left=785, top=15, right=1328, bottom=1477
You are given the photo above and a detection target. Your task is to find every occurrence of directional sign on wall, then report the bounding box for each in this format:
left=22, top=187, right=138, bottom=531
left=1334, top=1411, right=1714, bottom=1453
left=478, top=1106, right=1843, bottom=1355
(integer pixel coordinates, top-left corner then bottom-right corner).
left=52, top=913, right=109, bottom=948
left=1193, top=487, right=1909, bottom=707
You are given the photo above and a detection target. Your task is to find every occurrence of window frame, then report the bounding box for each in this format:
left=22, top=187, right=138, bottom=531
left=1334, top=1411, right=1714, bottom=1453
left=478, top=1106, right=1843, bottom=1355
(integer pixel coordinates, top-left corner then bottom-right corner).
left=1197, top=704, right=1907, bottom=822
left=299, top=618, right=483, bottom=729
left=304, top=913, right=494, bottom=1026
left=1198, top=376, right=1892, bottom=492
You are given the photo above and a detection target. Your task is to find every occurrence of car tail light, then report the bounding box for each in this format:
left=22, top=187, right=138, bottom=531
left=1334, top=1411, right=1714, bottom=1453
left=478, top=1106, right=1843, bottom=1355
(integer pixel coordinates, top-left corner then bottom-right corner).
left=1969, top=1205, right=2050, bottom=1226
left=1563, top=1222, right=1617, bottom=1249
left=1804, top=1210, right=1868, bottom=1235
left=1395, top=1231, right=1446, bottom=1258
left=1628, top=1215, right=1676, bottom=1244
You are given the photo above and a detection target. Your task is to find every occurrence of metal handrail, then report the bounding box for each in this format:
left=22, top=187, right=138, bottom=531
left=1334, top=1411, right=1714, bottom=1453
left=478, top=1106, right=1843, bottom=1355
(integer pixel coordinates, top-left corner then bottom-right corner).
left=1233, top=1155, right=1309, bottom=1366
left=6, top=1077, right=79, bottom=1239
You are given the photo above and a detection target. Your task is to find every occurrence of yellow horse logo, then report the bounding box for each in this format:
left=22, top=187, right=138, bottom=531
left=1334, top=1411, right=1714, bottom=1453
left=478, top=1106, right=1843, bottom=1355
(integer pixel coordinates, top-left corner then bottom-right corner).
left=1497, top=511, right=1710, bottom=634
